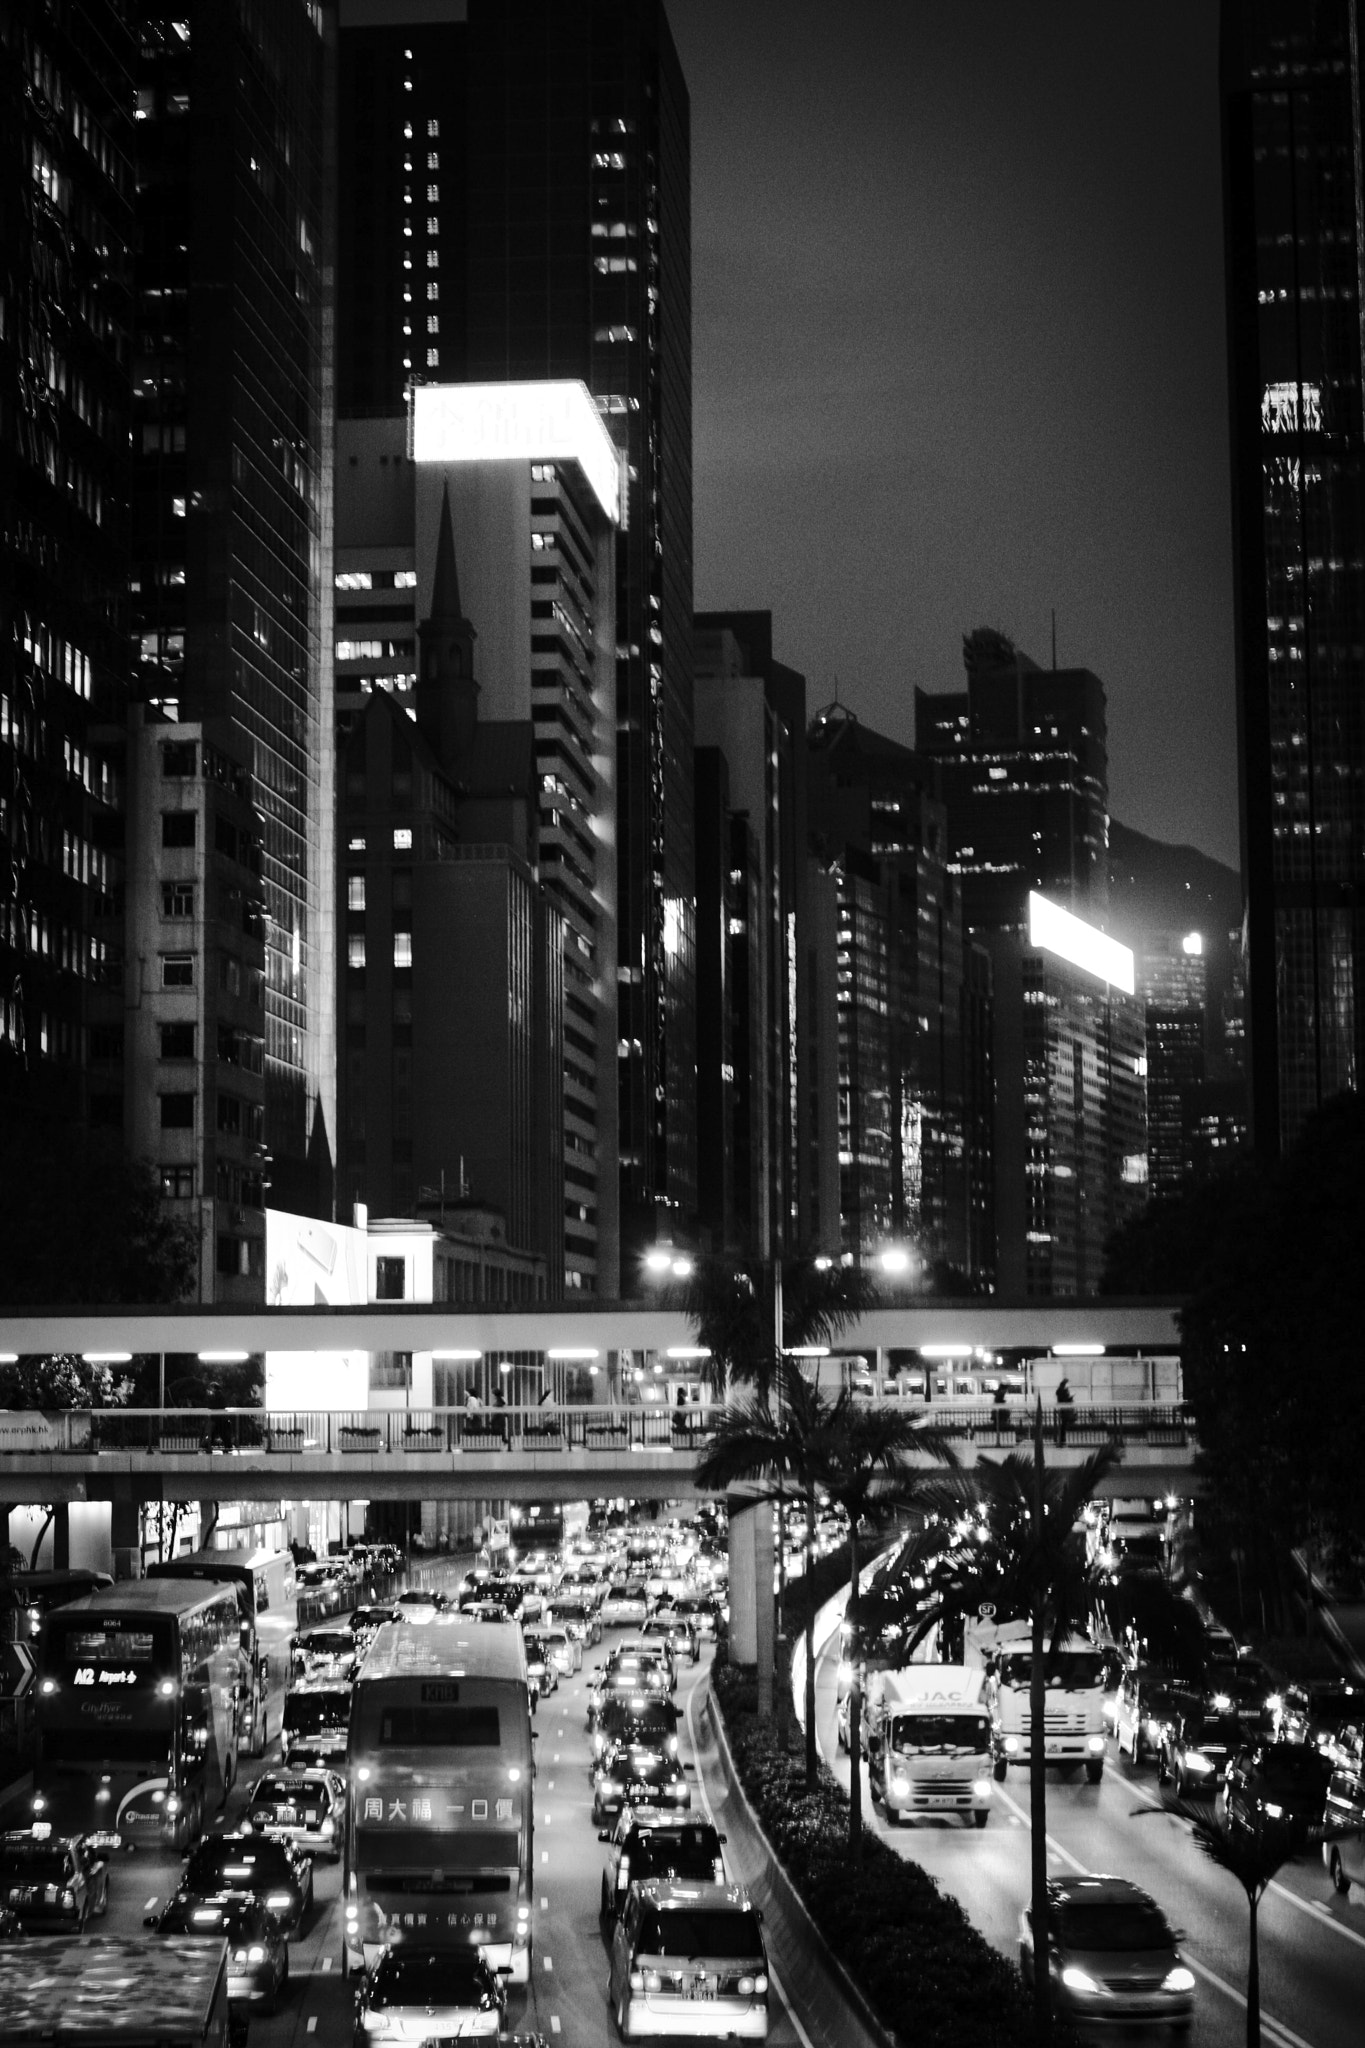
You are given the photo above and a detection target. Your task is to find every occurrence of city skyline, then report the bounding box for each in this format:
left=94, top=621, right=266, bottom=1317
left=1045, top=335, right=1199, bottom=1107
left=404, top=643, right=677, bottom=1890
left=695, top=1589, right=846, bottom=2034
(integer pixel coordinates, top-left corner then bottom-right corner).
left=673, top=0, right=1238, bottom=872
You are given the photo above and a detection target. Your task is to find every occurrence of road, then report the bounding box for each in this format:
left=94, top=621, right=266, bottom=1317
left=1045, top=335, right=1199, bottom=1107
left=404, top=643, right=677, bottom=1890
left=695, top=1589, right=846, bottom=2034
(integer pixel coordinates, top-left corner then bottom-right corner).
left=811, top=1625, right=1365, bottom=2048
left=95, top=1627, right=805, bottom=2048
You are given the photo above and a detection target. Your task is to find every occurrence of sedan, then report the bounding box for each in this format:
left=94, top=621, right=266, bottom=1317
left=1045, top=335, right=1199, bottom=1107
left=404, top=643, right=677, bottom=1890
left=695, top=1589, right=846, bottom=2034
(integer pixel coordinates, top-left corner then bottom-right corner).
left=349, top=1604, right=400, bottom=1645
left=1019, top=1875, right=1194, bottom=2031
left=600, top=1579, right=650, bottom=1628
left=547, top=1593, right=601, bottom=1650
left=1158, top=1711, right=1242, bottom=1799
left=592, top=1740, right=692, bottom=1824
left=178, top=1830, right=314, bottom=1936
left=352, top=1942, right=505, bottom=2043
left=149, top=1893, right=289, bottom=2012
left=0, top=1830, right=108, bottom=1932
left=523, top=1633, right=558, bottom=1702
left=246, top=1769, right=346, bottom=1862
left=394, top=1589, right=445, bottom=1623
left=599, top=1810, right=727, bottom=1921
left=1219, top=1741, right=1332, bottom=1836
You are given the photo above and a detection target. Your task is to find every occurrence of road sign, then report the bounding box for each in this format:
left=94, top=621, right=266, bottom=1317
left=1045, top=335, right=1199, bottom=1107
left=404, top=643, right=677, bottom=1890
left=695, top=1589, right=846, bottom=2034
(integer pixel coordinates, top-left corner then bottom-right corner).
left=0, top=1643, right=34, bottom=1697
left=977, top=1601, right=996, bottom=1621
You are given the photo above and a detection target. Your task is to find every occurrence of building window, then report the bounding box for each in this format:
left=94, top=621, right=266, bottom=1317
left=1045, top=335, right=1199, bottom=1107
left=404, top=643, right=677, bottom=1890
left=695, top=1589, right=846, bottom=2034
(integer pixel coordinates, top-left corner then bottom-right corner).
left=159, top=1093, right=194, bottom=1129
left=375, top=1256, right=406, bottom=1301
left=347, top=874, right=365, bottom=911
left=393, top=827, right=412, bottom=850
left=160, top=1022, right=195, bottom=1059
left=161, top=880, right=195, bottom=918
left=216, top=1095, right=242, bottom=1136
left=160, top=1165, right=194, bottom=1199
left=348, top=934, right=366, bottom=969
left=370, top=1350, right=412, bottom=1390
left=161, top=953, right=194, bottom=988
left=162, top=811, right=196, bottom=848
left=393, top=932, right=413, bottom=968
left=162, top=741, right=197, bottom=777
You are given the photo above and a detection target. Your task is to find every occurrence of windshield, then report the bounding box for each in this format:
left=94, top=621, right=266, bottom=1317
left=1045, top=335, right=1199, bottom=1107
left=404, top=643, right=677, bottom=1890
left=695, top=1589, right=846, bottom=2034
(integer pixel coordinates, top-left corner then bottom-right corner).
left=378, top=1705, right=501, bottom=1747
left=284, top=1694, right=350, bottom=1735
left=602, top=1702, right=677, bottom=1738
left=43, top=1617, right=169, bottom=1678
left=1260, top=1747, right=1330, bottom=1788
left=0, top=1847, right=68, bottom=1885
left=633, top=1829, right=719, bottom=1878
left=369, top=1949, right=498, bottom=2009
left=637, top=1907, right=762, bottom=1959
left=999, top=1652, right=1105, bottom=1690
left=253, top=1778, right=329, bottom=1806
left=889, top=1714, right=988, bottom=1750
left=1058, top=1904, right=1171, bottom=1953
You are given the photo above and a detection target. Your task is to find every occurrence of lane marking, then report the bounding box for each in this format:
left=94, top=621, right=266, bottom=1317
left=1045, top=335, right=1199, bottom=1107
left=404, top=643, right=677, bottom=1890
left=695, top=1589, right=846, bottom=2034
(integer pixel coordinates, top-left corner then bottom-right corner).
left=306, top=2021, right=317, bottom=2035
left=321, top=1956, right=333, bottom=1972
left=548, top=1780, right=555, bottom=1791
left=550, top=2017, right=561, bottom=2034
left=685, top=1672, right=816, bottom=2048
left=143, top=1896, right=158, bottom=1912
left=554, top=1754, right=560, bottom=1763
left=543, top=1955, right=553, bottom=1972
left=541, top=1896, right=548, bottom=1910
left=541, top=1850, right=549, bottom=1863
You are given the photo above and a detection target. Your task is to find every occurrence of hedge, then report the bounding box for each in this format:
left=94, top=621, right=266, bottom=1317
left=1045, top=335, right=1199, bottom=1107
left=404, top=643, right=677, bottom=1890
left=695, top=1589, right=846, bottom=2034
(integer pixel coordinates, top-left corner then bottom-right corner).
left=712, top=1656, right=1066, bottom=2048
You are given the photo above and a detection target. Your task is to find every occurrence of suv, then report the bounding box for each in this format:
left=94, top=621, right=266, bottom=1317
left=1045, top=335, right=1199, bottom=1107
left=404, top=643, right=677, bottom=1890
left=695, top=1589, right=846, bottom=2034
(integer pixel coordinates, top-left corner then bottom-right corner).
left=1019, top=1875, right=1194, bottom=2030
left=592, top=1741, right=691, bottom=1825
left=352, top=1944, right=504, bottom=2043
left=608, top=1879, right=768, bottom=2042
left=599, top=1810, right=727, bottom=1922
left=1279, top=1681, right=1364, bottom=1765
left=1220, top=1741, right=1332, bottom=1836
left=1157, top=1710, right=1242, bottom=1799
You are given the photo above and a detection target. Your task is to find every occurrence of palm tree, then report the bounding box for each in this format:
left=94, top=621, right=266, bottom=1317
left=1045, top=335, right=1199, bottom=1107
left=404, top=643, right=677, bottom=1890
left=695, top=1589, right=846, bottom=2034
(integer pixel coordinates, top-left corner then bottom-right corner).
left=909, top=1414, right=1121, bottom=2042
left=1136, top=1799, right=1339, bottom=2048
left=664, top=1248, right=882, bottom=1398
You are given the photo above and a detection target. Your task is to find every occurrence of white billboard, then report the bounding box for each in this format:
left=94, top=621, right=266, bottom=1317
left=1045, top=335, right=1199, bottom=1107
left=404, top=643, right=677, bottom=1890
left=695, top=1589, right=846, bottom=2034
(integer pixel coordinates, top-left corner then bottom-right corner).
left=411, top=380, right=625, bottom=526
left=264, top=1211, right=369, bottom=1411
left=1028, top=892, right=1135, bottom=995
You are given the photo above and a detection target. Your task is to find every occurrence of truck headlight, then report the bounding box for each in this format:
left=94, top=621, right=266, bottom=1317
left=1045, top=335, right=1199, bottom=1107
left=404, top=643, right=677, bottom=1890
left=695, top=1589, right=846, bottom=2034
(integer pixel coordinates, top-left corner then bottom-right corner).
left=890, top=1774, right=910, bottom=1797
left=972, top=1778, right=993, bottom=1801
left=1086, top=1735, right=1106, bottom=1753
left=1004, top=1735, right=1021, bottom=1754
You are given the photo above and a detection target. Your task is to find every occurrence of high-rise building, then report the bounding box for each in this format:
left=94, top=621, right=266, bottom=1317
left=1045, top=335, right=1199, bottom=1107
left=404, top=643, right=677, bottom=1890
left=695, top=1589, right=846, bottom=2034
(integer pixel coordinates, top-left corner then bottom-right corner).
left=1221, top=0, right=1365, bottom=1152
left=916, top=629, right=1109, bottom=934
left=130, top=2, right=336, bottom=1219
left=1, top=1, right=134, bottom=1128
left=336, top=0, right=696, bottom=1262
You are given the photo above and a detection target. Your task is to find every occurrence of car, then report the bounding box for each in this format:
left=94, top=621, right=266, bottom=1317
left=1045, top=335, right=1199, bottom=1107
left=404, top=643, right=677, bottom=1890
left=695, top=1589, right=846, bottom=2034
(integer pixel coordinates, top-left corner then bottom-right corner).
left=0, top=1907, right=22, bottom=1941
left=1201, top=1622, right=1241, bottom=1661
left=1020, top=1875, right=1194, bottom=2030
left=177, top=1830, right=315, bottom=1937
left=644, top=1611, right=701, bottom=1669
left=282, top=1678, right=353, bottom=1767
left=482, top=1577, right=541, bottom=1623
left=1114, top=1667, right=1180, bottom=1764
left=0, top=1829, right=109, bottom=1931
left=1279, top=1681, right=1364, bottom=1765
left=668, top=1592, right=722, bottom=1642
left=618, top=1633, right=677, bottom=1692
left=349, top=1604, right=401, bottom=1644
left=351, top=1942, right=505, bottom=2043
left=148, top=1892, right=290, bottom=2011
left=593, top=1740, right=692, bottom=1824
left=245, top=1768, right=347, bottom=1861
left=1324, top=1767, right=1365, bottom=1895
left=1219, top=1741, right=1332, bottom=1835
left=600, top=1579, right=650, bottom=1628
left=295, top=1563, right=345, bottom=1611
left=592, top=1695, right=682, bottom=1764
left=394, top=1588, right=446, bottom=1623
left=1158, top=1710, right=1243, bottom=1799
left=548, top=1591, right=602, bottom=1650
left=291, top=1626, right=358, bottom=1683
left=1202, top=1656, right=1278, bottom=1731
left=608, top=1879, right=769, bottom=2042
left=537, top=1622, right=579, bottom=1677
left=599, top=1810, right=727, bottom=1922
left=522, top=1633, right=558, bottom=1701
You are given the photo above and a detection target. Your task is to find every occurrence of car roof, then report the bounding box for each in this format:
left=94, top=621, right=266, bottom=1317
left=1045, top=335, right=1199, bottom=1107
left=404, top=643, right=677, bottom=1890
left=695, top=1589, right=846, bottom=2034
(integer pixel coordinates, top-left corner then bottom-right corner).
left=634, top=1878, right=751, bottom=1909
left=1048, top=1875, right=1162, bottom=1911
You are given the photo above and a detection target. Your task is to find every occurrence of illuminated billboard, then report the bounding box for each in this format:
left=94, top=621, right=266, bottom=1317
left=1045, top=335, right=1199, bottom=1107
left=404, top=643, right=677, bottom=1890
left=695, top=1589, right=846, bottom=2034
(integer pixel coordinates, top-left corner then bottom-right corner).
left=1027, top=892, right=1135, bottom=995
left=411, top=380, right=625, bottom=527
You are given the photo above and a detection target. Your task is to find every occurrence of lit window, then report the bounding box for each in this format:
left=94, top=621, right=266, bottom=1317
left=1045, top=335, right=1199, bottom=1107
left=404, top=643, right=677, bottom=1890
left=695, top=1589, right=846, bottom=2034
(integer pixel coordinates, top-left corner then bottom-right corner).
left=427, top=282, right=439, bottom=301
left=347, top=874, right=365, bottom=911
left=348, top=835, right=366, bottom=851
left=426, top=184, right=439, bottom=202
left=172, top=496, right=186, bottom=517
left=393, top=932, right=413, bottom=968
left=394, top=570, right=417, bottom=588
left=426, top=348, right=438, bottom=367
left=348, top=935, right=366, bottom=969
left=426, top=215, right=438, bottom=234
left=335, top=571, right=373, bottom=590
left=427, top=152, right=439, bottom=170
left=427, top=119, right=439, bottom=137
left=393, top=828, right=412, bottom=850
left=427, top=316, right=439, bottom=335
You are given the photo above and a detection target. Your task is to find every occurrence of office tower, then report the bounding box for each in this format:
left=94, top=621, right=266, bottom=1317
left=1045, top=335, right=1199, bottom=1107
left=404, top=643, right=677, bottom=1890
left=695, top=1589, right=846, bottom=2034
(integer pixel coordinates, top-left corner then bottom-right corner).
left=1222, top=0, right=1365, bottom=1152
left=693, top=614, right=807, bottom=1262
left=122, top=709, right=267, bottom=1298
left=1, top=2, right=134, bottom=1126
left=336, top=0, right=696, bottom=1263
left=985, top=897, right=1146, bottom=1296
left=806, top=704, right=989, bottom=1282
left=337, top=483, right=564, bottom=1279
left=916, top=628, right=1109, bottom=933
left=130, top=3, right=335, bottom=1219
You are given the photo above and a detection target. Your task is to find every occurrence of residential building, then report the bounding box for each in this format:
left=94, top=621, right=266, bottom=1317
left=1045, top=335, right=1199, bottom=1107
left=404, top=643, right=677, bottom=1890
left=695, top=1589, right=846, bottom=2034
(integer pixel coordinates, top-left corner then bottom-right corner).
left=129, top=1, right=335, bottom=1217
left=1, top=0, right=134, bottom=1129
left=916, top=628, right=1108, bottom=933
left=1221, top=0, right=1365, bottom=1151
left=336, top=0, right=696, bottom=1263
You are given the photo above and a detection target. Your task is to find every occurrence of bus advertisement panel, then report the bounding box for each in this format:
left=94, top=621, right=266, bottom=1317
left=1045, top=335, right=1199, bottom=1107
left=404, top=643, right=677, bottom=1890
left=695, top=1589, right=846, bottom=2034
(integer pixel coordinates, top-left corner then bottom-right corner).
left=345, top=1618, right=533, bottom=1983
left=34, top=1581, right=243, bottom=1849
left=148, top=1547, right=296, bottom=1757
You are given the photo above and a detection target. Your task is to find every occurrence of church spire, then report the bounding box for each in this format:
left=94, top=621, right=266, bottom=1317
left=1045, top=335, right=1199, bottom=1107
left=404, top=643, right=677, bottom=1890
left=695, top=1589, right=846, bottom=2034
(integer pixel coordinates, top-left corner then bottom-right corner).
left=417, top=481, right=479, bottom=769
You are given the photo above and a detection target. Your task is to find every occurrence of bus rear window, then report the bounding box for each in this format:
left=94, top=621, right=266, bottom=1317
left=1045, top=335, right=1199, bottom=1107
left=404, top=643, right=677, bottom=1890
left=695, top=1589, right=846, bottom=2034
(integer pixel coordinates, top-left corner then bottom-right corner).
left=48, top=1622, right=160, bottom=1667
left=379, top=1706, right=501, bottom=1746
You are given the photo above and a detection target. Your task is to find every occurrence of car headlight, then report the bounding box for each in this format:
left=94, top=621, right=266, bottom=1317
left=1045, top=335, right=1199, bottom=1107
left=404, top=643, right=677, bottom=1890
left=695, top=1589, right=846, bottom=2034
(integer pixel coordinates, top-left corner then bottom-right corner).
left=971, top=1778, right=993, bottom=1801
left=1004, top=1735, right=1021, bottom=1754
left=1087, top=1735, right=1106, bottom=1753
left=1264, top=1802, right=1284, bottom=1819
left=1060, top=1965, right=1102, bottom=1994
left=1266, top=1694, right=1283, bottom=1715
left=1162, top=1966, right=1195, bottom=1993
left=1212, top=1693, right=1232, bottom=1712
left=1185, top=1751, right=1214, bottom=1772
left=837, top=1661, right=852, bottom=1684
left=247, top=1945, right=267, bottom=1964
left=890, top=1774, right=911, bottom=1797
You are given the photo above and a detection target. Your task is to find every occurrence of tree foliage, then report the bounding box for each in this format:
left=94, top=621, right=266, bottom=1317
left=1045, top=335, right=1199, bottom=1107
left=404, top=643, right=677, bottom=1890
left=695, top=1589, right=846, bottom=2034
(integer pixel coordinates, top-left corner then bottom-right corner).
left=1102, top=1092, right=1365, bottom=1626
left=0, top=1353, right=131, bottom=1410
left=0, top=1124, right=200, bottom=1306
left=665, top=1248, right=882, bottom=1395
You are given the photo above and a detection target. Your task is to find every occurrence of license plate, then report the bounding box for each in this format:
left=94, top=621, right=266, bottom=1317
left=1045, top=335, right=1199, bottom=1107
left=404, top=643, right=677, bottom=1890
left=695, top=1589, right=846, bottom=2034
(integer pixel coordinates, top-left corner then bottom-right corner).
left=276, top=1807, right=298, bottom=1824
left=303, top=1811, right=319, bottom=1825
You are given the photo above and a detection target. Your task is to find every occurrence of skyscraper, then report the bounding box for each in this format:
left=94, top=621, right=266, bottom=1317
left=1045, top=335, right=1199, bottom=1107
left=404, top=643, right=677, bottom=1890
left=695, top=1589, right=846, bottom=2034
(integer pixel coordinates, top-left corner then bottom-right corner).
left=1, top=1, right=134, bottom=1128
left=130, top=2, right=336, bottom=1219
left=1221, top=0, right=1365, bottom=1151
left=337, top=0, right=696, bottom=1263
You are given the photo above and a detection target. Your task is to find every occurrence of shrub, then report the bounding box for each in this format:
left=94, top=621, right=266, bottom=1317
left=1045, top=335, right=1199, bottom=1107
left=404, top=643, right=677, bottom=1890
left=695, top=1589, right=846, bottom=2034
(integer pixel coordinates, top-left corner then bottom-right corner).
left=712, top=1660, right=1060, bottom=2048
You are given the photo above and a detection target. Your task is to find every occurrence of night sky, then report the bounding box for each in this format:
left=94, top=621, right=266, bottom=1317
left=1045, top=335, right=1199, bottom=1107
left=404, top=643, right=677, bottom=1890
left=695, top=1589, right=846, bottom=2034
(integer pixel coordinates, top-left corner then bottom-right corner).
left=671, top=0, right=1239, bottom=874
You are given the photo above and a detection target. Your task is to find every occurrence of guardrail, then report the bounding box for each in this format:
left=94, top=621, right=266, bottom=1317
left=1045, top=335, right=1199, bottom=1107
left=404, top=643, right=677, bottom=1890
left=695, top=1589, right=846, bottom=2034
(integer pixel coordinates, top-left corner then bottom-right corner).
left=0, top=1401, right=1192, bottom=1458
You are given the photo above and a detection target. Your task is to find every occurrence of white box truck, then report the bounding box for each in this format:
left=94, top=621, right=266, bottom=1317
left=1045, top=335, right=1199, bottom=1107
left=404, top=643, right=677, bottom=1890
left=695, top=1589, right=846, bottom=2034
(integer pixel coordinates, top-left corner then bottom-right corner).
left=964, top=1618, right=1108, bottom=1782
left=864, top=1665, right=995, bottom=1828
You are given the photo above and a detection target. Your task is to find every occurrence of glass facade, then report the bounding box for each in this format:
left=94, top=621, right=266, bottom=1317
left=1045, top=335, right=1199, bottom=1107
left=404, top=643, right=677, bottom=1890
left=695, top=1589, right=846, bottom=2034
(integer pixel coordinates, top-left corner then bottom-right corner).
left=0, top=0, right=134, bottom=1127
left=1223, top=0, right=1365, bottom=1149
left=130, top=2, right=335, bottom=1213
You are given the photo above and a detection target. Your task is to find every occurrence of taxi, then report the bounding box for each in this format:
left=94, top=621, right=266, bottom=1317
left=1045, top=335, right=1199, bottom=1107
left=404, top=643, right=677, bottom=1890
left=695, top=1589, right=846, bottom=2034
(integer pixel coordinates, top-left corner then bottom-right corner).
left=245, top=1768, right=347, bottom=1862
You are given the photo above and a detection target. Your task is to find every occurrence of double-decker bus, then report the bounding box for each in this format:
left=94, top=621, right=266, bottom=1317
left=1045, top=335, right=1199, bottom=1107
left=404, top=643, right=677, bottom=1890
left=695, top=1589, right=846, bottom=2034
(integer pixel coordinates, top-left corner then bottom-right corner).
left=0, top=1569, right=113, bottom=1641
left=33, top=1579, right=243, bottom=1849
left=344, top=1617, right=533, bottom=1983
left=149, top=1547, right=295, bottom=1756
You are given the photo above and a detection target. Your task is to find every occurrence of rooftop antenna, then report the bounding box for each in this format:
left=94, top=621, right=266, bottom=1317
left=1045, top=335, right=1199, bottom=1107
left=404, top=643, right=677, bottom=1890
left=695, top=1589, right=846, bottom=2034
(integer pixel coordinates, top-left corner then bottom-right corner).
left=1051, top=609, right=1057, bottom=670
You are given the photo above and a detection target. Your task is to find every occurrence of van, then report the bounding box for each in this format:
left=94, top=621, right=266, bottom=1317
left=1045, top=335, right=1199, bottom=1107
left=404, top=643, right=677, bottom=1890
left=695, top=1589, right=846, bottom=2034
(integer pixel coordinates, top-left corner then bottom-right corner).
left=608, top=1879, right=768, bottom=2040
left=1325, top=1767, right=1365, bottom=1896
left=864, top=1666, right=994, bottom=1827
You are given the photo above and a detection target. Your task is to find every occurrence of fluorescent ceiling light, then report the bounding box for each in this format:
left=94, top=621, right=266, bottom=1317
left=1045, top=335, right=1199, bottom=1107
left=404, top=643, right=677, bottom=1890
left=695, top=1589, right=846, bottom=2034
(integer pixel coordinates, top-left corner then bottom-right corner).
left=547, top=1347, right=598, bottom=1360
left=666, top=1347, right=711, bottom=1360
left=920, top=1344, right=973, bottom=1360
left=1028, top=892, right=1135, bottom=994
left=431, top=1349, right=483, bottom=1361
left=82, top=1352, right=131, bottom=1364
left=198, top=1351, right=248, bottom=1364
left=411, top=380, right=624, bottom=525
left=1052, top=1344, right=1105, bottom=1357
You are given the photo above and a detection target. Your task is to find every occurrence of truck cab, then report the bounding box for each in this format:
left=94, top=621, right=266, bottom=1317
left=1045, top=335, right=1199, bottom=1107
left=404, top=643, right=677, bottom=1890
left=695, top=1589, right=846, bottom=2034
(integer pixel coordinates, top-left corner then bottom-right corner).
left=864, top=1666, right=994, bottom=1828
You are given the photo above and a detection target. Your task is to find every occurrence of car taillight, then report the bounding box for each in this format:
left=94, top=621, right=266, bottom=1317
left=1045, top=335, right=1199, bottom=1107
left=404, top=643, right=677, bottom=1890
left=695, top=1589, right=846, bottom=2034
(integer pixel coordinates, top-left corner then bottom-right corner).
left=247, top=1945, right=267, bottom=1963
left=266, top=1892, right=293, bottom=1910
left=321, top=1818, right=335, bottom=1837
left=60, top=1888, right=75, bottom=1909
left=629, top=1969, right=646, bottom=1993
